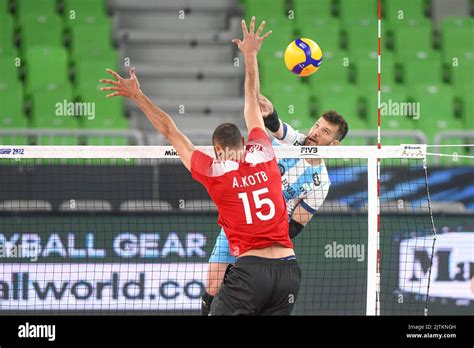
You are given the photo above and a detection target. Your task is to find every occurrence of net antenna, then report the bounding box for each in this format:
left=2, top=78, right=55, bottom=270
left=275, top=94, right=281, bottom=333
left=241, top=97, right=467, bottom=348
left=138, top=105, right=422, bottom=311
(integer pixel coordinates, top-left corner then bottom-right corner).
left=421, top=145, right=474, bottom=315
left=422, top=158, right=437, bottom=316
left=366, top=145, right=430, bottom=315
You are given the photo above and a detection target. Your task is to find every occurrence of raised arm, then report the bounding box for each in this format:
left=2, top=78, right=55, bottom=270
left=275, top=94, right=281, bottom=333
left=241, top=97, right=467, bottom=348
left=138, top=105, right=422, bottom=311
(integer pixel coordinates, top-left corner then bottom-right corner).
left=233, top=17, right=272, bottom=133
left=100, top=68, right=195, bottom=171
left=258, top=94, right=285, bottom=139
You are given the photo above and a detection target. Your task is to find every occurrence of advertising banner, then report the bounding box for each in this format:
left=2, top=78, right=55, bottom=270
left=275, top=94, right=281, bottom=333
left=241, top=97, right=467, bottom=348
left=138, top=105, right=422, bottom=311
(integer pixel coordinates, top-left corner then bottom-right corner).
left=399, top=232, right=474, bottom=301
left=0, top=263, right=206, bottom=310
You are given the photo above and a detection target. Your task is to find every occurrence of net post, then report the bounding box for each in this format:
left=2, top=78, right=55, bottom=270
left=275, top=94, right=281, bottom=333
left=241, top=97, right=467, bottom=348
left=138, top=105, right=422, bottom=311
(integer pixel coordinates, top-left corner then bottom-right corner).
left=366, top=157, right=378, bottom=315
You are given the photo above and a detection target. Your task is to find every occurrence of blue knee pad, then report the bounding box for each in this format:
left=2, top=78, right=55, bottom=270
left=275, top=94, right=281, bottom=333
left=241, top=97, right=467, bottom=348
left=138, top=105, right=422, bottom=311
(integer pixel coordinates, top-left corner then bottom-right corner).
left=208, top=229, right=237, bottom=264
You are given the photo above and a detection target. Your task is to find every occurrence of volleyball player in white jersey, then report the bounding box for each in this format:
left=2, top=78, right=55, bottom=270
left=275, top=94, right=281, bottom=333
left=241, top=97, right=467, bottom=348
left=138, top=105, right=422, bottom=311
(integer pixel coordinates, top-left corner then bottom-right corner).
left=201, top=95, right=349, bottom=315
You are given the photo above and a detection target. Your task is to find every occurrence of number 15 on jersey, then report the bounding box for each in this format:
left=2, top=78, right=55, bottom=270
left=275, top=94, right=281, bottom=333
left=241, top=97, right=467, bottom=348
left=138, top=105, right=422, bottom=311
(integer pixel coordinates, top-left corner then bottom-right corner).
left=238, top=188, right=276, bottom=224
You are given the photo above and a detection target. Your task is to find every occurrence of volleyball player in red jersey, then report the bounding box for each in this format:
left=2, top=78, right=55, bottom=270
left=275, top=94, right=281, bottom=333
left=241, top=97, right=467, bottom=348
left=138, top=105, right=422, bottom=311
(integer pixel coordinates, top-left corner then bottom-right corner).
left=100, top=17, right=301, bottom=315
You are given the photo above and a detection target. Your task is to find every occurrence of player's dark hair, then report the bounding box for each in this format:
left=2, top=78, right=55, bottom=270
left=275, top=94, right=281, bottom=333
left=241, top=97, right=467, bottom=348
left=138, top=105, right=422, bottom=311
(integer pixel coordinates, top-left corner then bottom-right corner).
left=322, top=110, right=349, bottom=142
left=212, top=123, right=243, bottom=149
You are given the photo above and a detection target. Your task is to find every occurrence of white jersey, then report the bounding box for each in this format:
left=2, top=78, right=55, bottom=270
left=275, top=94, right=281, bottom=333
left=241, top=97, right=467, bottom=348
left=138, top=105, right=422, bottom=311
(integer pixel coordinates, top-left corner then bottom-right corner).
left=272, top=122, right=331, bottom=217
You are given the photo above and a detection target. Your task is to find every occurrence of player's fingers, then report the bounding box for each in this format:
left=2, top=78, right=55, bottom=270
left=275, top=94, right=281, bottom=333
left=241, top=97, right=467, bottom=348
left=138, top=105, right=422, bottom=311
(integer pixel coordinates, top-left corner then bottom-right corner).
left=232, top=39, right=242, bottom=46
left=106, top=92, right=120, bottom=98
left=260, top=30, right=272, bottom=41
left=249, top=16, right=255, bottom=34
left=99, top=79, right=119, bottom=86
left=241, top=19, right=248, bottom=36
left=130, top=67, right=137, bottom=79
left=106, top=68, right=123, bottom=81
left=100, top=86, right=119, bottom=91
left=255, top=20, right=266, bottom=37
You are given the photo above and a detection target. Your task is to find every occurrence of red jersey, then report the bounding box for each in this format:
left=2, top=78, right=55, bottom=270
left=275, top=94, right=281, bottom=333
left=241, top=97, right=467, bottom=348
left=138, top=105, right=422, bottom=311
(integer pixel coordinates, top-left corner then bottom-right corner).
left=191, top=127, right=292, bottom=257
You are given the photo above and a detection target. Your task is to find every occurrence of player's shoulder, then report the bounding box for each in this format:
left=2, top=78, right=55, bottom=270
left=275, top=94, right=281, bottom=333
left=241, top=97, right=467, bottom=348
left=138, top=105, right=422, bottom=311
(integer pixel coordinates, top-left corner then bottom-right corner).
left=247, top=126, right=271, bottom=145
left=213, top=160, right=240, bottom=176
left=292, top=131, right=307, bottom=146
left=245, top=130, right=275, bottom=165
left=191, top=149, right=212, bottom=171
left=273, top=131, right=307, bottom=147
left=196, top=156, right=240, bottom=178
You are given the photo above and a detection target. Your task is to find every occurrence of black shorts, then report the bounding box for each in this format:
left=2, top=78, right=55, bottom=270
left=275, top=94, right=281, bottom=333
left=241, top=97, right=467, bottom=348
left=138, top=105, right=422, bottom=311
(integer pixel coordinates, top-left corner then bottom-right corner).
left=210, top=255, right=301, bottom=315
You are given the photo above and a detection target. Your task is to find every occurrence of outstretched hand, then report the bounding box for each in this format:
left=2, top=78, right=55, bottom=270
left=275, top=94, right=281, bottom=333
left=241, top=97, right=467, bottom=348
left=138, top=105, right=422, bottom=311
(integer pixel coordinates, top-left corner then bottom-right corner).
left=258, top=94, right=274, bottom=117
left=99, top=67, right=142, bottom=100
left=232, top=16, right=272, bottom=56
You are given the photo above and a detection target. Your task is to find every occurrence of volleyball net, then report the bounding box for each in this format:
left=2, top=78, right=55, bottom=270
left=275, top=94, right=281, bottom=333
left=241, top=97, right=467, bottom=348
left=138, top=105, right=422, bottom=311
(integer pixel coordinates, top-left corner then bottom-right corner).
left=0, top=145, right=437, bottom=315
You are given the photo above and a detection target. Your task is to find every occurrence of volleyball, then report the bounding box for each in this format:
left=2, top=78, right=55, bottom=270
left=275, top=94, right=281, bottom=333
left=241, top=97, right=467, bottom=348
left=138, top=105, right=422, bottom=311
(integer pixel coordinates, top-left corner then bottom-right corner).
left=284, top=38, right=323, bottom=77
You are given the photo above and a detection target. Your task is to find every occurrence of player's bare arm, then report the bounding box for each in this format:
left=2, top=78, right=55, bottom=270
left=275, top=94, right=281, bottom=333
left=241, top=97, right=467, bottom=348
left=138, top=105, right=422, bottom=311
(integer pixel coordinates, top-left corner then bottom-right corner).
left=233, top=17, right=272, bottom=133
left=287, top=204, right=312, bottom=239
left=100, top=68, right=195, bottom=171
left=291, top=204, right=314, bottom=226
